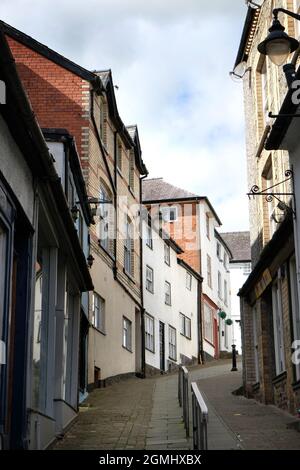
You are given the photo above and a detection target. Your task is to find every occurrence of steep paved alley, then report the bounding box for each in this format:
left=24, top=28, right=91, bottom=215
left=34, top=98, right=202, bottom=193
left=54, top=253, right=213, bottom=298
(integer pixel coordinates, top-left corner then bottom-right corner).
left=53, top=360, right=300, bottom=451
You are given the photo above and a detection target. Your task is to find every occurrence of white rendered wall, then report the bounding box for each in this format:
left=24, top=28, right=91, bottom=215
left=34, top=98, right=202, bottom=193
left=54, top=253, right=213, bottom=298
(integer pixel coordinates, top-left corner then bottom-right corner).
left=143, top=221, right=198, bottom=371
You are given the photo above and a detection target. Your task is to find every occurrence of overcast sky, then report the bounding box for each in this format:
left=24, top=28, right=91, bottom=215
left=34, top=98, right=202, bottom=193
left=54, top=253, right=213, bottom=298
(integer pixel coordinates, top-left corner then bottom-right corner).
left=1, top=0, right=249, bottom=232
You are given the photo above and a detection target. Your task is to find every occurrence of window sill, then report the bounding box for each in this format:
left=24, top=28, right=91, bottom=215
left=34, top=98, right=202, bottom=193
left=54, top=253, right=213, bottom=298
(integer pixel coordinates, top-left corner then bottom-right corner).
left=180, top=333, right=192, bottom=341
left=168, top=357, right=177, bottom=363
left=146, top=243, right=153, bottom=251
left=165, top=302, right=172, bottom=307
left=272, top=371, right=287, bottom=385
left=117, top=167, right=123, bottom=178
left=146, top=288, right=154, bottom=295
left=98, top=242, right=115, bottom=261
left=122, top=345, right=133, bottom=354
left=123, top=268, right=136, bottom=284
left=145, top=347, right=155, bottom=355
left=92, top=325, right=106, bottom=337
left=252, top=382, right=260, bottom=393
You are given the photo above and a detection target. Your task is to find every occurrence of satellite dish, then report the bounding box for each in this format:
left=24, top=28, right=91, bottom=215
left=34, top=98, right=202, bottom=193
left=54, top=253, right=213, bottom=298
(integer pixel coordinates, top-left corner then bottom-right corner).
left=229, top=62, right=251, bottom=82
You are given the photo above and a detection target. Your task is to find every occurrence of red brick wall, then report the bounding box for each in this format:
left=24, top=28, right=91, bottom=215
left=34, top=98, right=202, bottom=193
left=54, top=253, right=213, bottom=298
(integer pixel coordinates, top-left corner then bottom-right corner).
left=6, top=36, right=90, bottom=167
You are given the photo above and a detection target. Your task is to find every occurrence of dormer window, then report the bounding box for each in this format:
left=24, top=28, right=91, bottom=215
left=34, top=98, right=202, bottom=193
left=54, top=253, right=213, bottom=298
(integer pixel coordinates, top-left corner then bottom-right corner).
left=161, top=206, right=178, bottom=223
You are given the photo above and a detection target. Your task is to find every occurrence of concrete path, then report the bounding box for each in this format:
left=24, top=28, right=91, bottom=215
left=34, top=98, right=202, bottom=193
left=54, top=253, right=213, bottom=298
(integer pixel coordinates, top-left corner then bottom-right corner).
left=145, top=374, right=190, bottom=450
left=190, top=360, right=300, bottom=450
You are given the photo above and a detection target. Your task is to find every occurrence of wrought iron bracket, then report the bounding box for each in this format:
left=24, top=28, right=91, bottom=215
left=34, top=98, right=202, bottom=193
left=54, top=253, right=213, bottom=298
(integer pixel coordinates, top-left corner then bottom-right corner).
left=247, top=169, right=296, bottom=219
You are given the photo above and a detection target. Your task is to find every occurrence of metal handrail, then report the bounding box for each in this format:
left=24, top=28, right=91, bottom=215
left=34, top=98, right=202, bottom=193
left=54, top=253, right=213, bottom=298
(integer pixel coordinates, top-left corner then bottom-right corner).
left=191, top=382, right=208, bottom=450
left=178, top=365, right=189, bottom=437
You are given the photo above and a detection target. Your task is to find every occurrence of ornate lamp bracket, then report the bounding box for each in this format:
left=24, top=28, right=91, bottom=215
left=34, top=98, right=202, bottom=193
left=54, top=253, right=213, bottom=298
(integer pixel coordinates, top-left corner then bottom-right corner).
left=247, top=169, right=296, bottom=219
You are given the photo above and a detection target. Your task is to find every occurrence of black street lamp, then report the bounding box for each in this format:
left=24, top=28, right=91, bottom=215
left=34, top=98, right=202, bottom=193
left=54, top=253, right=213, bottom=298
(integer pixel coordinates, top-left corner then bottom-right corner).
left=258, top=9, right=299, bottom=66
left=258, top=8, right=300, bottom=86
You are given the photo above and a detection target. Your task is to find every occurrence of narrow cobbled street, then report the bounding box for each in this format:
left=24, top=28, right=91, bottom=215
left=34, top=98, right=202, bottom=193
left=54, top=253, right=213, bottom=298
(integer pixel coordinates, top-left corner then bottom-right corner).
left=53, top=360, right=300, bottom=451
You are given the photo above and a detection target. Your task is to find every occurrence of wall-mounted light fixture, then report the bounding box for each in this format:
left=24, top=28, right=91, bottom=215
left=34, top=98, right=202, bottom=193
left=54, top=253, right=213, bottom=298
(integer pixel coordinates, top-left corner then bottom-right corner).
left=258, top=8, right=300, bottom=67
left=87, top=254, right=95, bottom=268
left=71, top=205, right=79, bottom=223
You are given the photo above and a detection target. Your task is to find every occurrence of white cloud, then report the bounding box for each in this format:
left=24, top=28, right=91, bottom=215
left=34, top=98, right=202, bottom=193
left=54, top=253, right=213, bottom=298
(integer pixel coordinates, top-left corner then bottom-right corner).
left=1, top=0, right=250, bottom=232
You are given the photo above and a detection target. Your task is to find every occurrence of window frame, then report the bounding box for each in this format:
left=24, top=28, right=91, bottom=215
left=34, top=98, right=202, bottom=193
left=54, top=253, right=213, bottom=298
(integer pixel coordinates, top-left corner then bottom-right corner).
left=168, top=325, right=177, bottom=361
left=161, top=206, right=178, bottom=223
left=145, top=314, right=155, bottom=353
left=122, top=316, right=132, bottom=352
left=180, top=313, right=192, bottom=340
left=165, top=281, right=172, bottom=306
left=164, top=243, right=171, bottom=266
left=204, top=303, right=214, bottom=344
left=186, top=271, right=192, bottom=291
left=146, top=223, right=153, bottom=250
left=146, top=265, right=154, bottom=294
left=207, top=255, right=212, bottom=289
left=92, top=292, right=105, bottom=334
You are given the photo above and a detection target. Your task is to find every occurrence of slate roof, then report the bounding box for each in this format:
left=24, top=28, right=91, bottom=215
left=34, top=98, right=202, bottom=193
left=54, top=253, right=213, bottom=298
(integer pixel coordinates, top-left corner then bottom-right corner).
left=142, top=178, right=197, bottom=202
left=142, top=178, right=222, bottom=226
left=220, top=232, right=251, bottom=263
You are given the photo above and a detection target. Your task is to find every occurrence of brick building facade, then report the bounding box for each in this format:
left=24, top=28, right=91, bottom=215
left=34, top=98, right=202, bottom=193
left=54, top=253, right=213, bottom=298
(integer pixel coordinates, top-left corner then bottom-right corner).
left=1, top=20, right=148, bottom=391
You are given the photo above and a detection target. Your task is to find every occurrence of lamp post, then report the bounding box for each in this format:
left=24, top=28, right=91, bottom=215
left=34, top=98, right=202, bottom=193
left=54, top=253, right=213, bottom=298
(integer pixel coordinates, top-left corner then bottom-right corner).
left=258, top=8, right=300, bottom=84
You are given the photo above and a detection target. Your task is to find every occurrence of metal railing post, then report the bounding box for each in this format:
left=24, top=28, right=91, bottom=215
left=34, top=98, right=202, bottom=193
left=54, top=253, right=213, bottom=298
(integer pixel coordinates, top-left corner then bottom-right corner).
left=178, top=365, right=189, bottom=437
left=191, top=382, right=208, bottom=450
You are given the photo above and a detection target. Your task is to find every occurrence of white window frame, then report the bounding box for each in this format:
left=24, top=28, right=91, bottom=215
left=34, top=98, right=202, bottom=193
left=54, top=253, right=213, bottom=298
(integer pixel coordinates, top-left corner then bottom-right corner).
left=146, top=266, right=154, bottom=294
left=169, top=326, right=177, bottom=361
left=204, top=303, right=214, bottom=344
left=224, top=279, right=228, bottom=306
left=272, top=279, right=286, bottom=376
left=145, top=314, right=155, bottom=353
left=186, top=272, right=192, bottom=291
left=218, top=271, right=222, bottom=300
left=165, top=281, right=172, bottom=306
left=164, top=244, right=171, bottom=266
left=161, top=206, right=178, bottom=223
left=180, top=313, right=192, bottom=340
left=146, top=224, right=153, bottom=249
left=92, top=292, right=105, bottom=333
left=206, top=213, right=210, bottom=239
left=122, top=317, right=132, bottom=351
left=207, top=255, right=212, bottom=289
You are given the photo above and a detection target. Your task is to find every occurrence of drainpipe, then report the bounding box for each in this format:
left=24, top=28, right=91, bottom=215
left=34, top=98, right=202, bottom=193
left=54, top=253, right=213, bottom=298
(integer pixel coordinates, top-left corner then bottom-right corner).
left=140, top=174, right=148, bottom=379
left=197, top=277, right=204, bottom=365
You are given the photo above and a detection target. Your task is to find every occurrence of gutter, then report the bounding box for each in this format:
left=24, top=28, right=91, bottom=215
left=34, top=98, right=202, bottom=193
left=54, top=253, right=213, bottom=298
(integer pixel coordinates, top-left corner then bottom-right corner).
left=139, top=174, right=148, bottom=379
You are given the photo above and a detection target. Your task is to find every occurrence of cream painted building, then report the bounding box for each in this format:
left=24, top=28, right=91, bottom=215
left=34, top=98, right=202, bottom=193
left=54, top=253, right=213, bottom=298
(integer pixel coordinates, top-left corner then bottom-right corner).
left=87, top=72, right=148, bottom=387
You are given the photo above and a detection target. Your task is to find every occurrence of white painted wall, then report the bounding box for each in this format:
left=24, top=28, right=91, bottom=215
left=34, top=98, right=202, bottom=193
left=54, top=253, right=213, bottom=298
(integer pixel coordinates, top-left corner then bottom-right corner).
left=228, top=262, right=251, bottom=354
left=143, top=221, right=199, bottom=371
left=198, top=200, right=232, bottom=355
